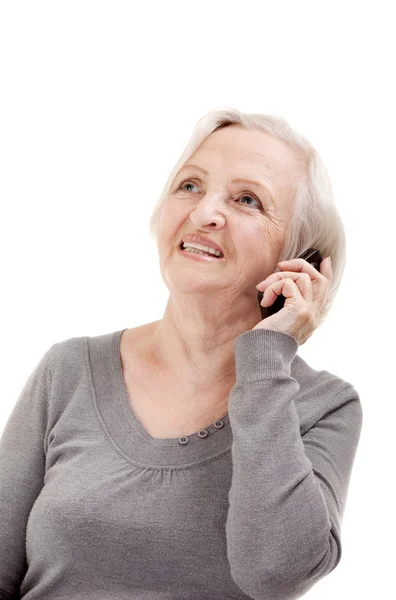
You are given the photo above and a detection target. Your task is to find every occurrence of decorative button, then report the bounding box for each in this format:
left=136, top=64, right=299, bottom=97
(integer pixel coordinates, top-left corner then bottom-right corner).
left=178, top=436, right=189, bottom=445
left=213, top=420, right=225, bottom=429
left=197, top=429, right=209, bottom=438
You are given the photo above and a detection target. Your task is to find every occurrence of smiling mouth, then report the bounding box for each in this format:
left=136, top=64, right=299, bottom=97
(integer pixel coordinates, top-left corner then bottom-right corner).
left=178, top=242, right=224, bottom=259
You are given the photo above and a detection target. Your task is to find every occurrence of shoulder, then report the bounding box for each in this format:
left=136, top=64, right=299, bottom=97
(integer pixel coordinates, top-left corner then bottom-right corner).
left=291, top=354, right=362, bottom=434
left=48, top=329, right=118, bottom=380
left=48, top=325, right=152, bottom=372
left=291, top=353, right=358, bottom=398
left=50, top=328, right=119, bottom=355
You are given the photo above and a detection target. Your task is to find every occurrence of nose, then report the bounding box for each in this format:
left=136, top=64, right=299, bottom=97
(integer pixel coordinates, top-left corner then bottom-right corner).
left=188, top=191, right=228, bottom=229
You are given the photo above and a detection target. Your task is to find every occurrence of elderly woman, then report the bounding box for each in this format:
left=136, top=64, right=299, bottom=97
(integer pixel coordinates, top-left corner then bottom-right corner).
left=0, top=107, right=363, bottom=600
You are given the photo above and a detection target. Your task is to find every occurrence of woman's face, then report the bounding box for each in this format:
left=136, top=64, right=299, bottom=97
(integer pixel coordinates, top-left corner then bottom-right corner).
left=157, top=123, right=306, bottom=307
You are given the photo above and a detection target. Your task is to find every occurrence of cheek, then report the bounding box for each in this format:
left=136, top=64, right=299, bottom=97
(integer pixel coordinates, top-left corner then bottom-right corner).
left=252, top=224, right=286, bottom=268
left=255, top=219, right=283, bottom=245
left=158, top=203, right=186, bottom=237
left=162, top=199, right=193, bottom=229
left=266, top=226, right=284, bottom=247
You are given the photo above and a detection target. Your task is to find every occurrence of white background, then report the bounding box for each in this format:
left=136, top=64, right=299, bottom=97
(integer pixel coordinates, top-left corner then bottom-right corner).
left=1, top=1, right=395, bottom=597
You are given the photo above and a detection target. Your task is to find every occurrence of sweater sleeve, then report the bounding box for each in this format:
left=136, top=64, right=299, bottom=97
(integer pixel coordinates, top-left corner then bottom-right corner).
left=0, top=346, right=52, bottom=600
left=226, top=328, right=363, bottom=600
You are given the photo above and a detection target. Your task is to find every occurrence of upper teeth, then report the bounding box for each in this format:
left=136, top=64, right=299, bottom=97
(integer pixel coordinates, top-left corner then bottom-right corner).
left=182, top=242, right=223, bottom=257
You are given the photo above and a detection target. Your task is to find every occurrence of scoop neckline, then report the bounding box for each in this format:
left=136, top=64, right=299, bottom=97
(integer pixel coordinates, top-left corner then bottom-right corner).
left=88, top=329, right=233, bottom=469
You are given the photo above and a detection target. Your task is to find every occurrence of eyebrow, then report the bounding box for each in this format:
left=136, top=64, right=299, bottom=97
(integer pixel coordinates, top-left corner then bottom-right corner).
left=176, top=163, right=276, bottom=207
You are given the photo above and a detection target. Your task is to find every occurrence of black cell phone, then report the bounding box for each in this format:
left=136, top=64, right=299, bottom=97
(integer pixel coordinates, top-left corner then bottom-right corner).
left=257, top=248, right=323, bottom=319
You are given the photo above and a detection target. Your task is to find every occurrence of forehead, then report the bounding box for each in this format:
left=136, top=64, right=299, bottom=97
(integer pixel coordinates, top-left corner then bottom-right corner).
left=189, top=124, right=306, bottom=185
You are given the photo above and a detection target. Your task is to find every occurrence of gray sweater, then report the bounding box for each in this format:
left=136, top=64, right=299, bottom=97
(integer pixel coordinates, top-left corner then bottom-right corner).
left=0, top=328, right=363, bottom=600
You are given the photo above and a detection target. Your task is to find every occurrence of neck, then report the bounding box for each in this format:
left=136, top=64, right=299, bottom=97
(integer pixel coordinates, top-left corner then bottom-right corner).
left=147, top=296, right=267, bottom=392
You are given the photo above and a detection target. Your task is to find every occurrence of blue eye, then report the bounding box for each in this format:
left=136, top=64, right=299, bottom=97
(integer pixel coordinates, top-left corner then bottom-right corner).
left=238, top=194, right=260, bottom=208
left=180, top=181, right=198, bottom=192
left=178, top=179, right=262, bottom=209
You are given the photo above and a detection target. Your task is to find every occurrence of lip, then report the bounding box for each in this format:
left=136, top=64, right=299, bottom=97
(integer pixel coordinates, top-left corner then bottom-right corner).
left=179, top=234, right=224, bottom=256
left=177, top=245, right=225, bottom=261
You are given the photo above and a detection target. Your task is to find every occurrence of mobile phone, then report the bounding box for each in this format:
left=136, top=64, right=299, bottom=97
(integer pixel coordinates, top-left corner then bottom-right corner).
left=257, top=248, right=323, bottom=319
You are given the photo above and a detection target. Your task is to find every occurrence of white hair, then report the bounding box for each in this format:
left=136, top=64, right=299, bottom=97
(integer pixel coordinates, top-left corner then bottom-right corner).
left=149, top=106, right=347, bottom=328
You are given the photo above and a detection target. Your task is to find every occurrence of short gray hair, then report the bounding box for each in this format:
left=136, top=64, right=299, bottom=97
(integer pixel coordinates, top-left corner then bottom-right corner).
left=149, top=106, right=347, bottom=328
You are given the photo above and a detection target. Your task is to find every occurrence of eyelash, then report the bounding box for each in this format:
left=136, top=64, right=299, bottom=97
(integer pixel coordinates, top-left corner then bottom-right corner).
left=177, top=178, right=263, bottom=210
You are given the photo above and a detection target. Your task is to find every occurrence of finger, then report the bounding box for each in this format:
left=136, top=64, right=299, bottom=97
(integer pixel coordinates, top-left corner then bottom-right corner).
left=277, top=258, right=325, bottom=280
left=257, top=271, right=309, bottom=291
left=266, top=267, right=328, bottom=309
left=279, top=257, right=332, bottom=295
left=261, top=275, right=312, bottom=306
left=279, top=256, right=332, bottom=283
